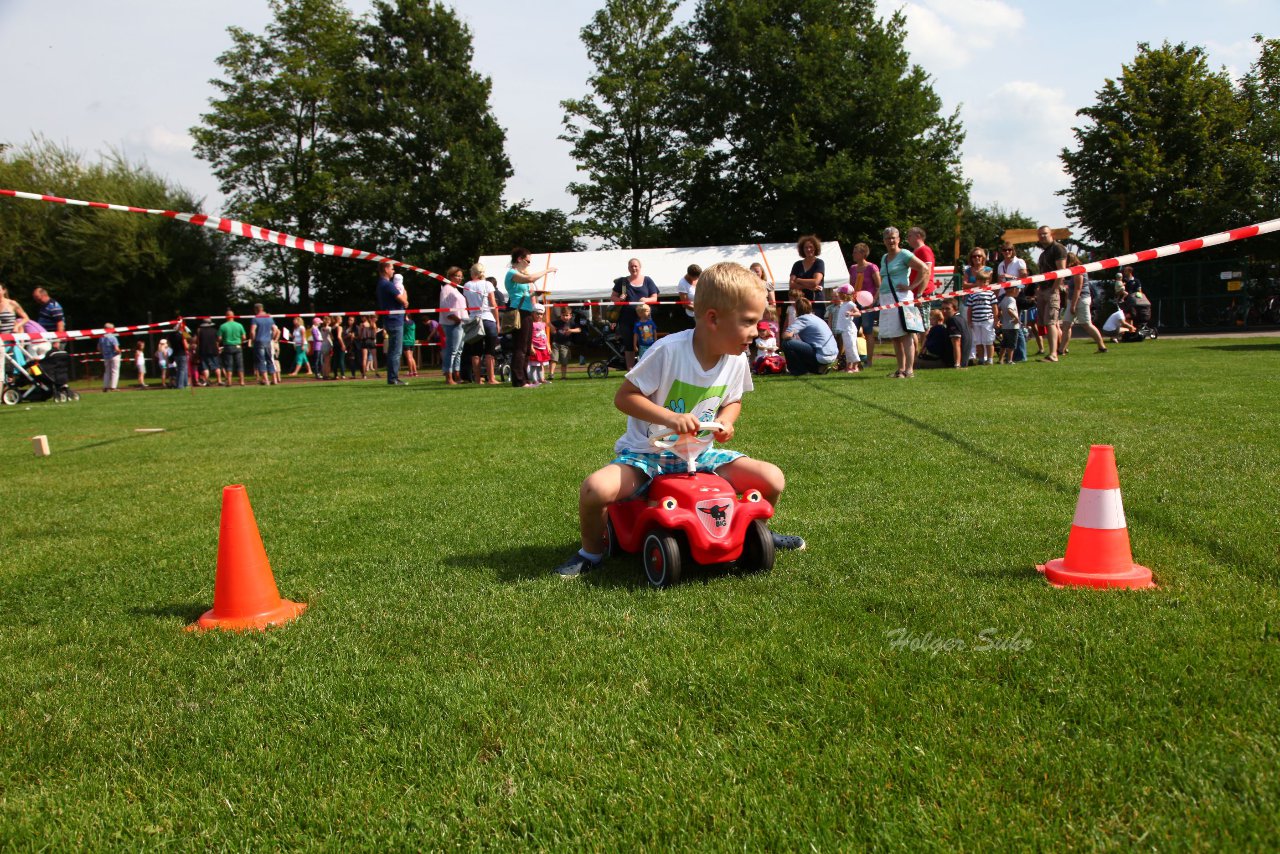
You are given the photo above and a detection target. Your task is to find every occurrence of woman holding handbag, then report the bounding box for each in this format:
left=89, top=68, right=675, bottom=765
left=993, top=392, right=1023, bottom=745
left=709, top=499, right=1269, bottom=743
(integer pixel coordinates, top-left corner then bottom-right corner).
left=878, top=226, right=932, bottom=378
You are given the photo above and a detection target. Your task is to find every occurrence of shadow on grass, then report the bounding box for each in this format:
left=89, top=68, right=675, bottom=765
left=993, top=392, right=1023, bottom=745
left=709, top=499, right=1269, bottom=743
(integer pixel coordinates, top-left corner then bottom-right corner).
left=450, top=543, right=770, bottom=591
left=803, top=380, right=1273, bottom=583
left=131, top=602, right=208, bottom=623
left=1195, top=341, right=1280, bottom=352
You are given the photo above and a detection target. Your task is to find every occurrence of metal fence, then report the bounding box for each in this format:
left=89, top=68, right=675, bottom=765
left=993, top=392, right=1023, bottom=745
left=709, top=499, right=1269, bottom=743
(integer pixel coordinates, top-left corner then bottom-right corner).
left=1109, top=257, right=1280, bottom=331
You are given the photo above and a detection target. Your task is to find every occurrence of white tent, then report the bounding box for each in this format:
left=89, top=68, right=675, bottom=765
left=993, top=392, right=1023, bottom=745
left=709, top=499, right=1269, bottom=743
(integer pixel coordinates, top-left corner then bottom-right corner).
left=477, top=241, right=848, bottom=302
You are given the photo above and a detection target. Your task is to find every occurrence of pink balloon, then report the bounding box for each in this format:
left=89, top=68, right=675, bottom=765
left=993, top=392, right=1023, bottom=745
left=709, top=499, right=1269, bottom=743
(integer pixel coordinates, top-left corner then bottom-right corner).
left=855, top=290, right=874, bottom=308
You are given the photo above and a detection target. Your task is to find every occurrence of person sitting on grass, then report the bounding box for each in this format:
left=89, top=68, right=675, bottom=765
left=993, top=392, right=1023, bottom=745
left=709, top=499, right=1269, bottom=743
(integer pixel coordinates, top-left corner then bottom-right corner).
left=554, top=262, right=806, bottom=578
left=781, top=297, right=838, bottom=376
left=752, top=321, right=779, bottom=372
left=914, top=300, right=964, bottom=370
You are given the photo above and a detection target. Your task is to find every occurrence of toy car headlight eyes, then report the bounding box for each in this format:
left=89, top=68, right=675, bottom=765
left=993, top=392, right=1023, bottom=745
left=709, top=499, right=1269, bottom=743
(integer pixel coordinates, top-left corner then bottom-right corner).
left=662, top=497, right=678, bottom=511
left=745, top=490, right=761, bottom=503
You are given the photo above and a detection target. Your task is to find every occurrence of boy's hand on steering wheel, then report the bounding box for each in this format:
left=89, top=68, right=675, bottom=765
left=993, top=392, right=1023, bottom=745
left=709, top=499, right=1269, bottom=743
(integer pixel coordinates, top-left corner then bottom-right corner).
left=713, top=422, right=734, bottom=443
left=665, top=413, right=701, bottom=436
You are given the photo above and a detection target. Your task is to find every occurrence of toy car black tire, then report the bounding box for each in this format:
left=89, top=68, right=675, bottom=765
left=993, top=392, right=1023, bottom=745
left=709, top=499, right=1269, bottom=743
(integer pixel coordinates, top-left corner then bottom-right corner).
left=67, top=390, right=80, bottom=402
left=587, top=360, right=610, bottom=379
left=605, top=515, right=621, bottom=559
left=739, top=519, right=776, bottom=574
left=643, top=532, right=683, bottom=588
left=1, top=388, right=18, bottom=406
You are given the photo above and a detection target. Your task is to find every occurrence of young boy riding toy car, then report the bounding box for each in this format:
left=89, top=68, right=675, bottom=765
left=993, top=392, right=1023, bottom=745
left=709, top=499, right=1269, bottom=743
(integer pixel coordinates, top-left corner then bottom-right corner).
left=554, top=262, right=806, bottom=583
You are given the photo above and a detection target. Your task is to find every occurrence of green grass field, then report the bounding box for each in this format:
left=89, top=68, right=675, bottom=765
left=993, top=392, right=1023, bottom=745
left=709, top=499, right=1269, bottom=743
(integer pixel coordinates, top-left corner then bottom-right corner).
left=3, top=337, right=1278, bottom=849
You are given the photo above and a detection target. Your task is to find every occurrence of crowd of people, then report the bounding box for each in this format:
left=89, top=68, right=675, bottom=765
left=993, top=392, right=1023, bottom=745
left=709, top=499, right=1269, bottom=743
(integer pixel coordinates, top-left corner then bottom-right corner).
left=5, top=228, right=1161, bottom=396
left=756, top=226, right=1156, bottom=378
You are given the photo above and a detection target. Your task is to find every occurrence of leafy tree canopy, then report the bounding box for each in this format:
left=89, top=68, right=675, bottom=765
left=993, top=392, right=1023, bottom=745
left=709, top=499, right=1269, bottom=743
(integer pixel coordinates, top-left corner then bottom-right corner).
left=1060, top=41, right=1260, bottom=255
left=560, top=0, right=697, bottom=249
left=670, top=0, right=967, bottom=258
left=0, top=138, right=237, bottom=329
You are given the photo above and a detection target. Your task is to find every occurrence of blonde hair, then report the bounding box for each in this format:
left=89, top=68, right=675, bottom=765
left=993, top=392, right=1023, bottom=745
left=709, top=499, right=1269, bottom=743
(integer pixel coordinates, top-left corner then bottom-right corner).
left=636, top=303, right=651, bottom=316
left=470, top=262, right=486, bottom=278
left=694, top=262, right=767, bottom=317
left=974, top=268, right=992, bottom=284
left=929, top=309, right=944, bottom=325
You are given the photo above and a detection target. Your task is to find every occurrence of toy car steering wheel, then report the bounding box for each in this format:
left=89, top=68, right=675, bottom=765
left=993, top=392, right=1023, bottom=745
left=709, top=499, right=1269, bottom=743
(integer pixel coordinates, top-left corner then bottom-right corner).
left=648, top=421, right=725, bottom=450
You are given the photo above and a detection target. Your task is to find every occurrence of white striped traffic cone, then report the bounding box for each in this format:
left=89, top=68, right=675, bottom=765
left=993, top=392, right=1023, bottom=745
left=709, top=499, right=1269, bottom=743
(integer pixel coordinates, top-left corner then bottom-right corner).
left=1037, top=445, right=1154, bottom=589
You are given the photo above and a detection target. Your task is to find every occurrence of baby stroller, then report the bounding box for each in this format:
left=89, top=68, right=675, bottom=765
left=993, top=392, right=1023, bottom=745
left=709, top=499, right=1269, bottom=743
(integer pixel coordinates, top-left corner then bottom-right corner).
left=584, top=317, right=628, bottom=379
left=495, top=331, right=514, bottom=384
left=3, top=346, right=79, bottom=404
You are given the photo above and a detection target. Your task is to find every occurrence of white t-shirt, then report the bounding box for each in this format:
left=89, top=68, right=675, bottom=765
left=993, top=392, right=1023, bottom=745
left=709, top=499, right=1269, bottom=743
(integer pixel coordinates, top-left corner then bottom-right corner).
left=832, top=302, right=859, bottom=333
left=615, top=329, right=753, bottom=454
left=1102, top=309, right=1126, bottom=333
left=754, top=335, right=778, bottom=354
left=998, top=294, right=1020, bottom=328
left=677, top=277, right=696, bottom=318
left=997, top=258, right=1027, bottom=282
left=463, top=280, right=496, bottom=322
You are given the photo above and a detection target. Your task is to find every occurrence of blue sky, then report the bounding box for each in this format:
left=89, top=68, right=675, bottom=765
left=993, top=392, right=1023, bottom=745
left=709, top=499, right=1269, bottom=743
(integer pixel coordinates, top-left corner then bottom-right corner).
left=1, top=0, right=1276, bottom=242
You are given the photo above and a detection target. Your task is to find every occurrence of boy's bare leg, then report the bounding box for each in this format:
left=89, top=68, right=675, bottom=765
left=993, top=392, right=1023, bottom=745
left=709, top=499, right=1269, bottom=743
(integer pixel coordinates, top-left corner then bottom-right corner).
left=717, top=457, right=805, bottom=550
left=716, top=458, right=785, bottom=504
left=578, top=463, right=649, bottom=553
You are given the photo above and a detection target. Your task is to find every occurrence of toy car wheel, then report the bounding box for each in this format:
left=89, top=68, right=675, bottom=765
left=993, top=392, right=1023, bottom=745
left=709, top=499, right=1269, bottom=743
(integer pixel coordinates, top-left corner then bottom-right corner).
left=1, top=388, right=18, bottom=406
left=498, top=363, right=512, bottom=384
left=53, top=390, right=67, bottom=403
left=67, top=390, right=80, bottom=402
left=643, top=532, right=683, bottom=588
left=739, top=519, right=776, bottom=574
left=605, top=515, right=621, bottom=559
left=587, top=360, right=609, bottom=379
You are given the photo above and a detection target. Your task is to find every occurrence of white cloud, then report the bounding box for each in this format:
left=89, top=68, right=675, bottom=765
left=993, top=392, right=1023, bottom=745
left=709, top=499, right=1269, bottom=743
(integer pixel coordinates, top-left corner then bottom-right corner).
left=962, top=154, right=1014, bottom=194
left=882, top=0, right=1026, bottom=70
left=132, top=126, right=195, bottom=157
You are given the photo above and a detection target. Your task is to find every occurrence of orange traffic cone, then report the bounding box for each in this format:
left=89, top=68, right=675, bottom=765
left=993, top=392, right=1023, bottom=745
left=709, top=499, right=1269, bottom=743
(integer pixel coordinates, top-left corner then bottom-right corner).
left=189, top=485, right=307, bottom=631
left=1038, top=445, right=1154, bottom=589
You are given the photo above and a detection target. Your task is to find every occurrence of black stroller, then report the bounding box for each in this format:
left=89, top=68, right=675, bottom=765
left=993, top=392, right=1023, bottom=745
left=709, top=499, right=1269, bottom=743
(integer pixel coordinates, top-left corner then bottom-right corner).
left=584, top=317, right=627, bottom=379
left=3, top=347, right=78, bottom=404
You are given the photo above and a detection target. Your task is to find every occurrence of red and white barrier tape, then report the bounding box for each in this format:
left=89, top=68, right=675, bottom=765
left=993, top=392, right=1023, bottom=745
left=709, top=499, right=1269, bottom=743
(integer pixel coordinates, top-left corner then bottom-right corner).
left=6, top=182, right=1279, bottom=337
left=0, top=186, right=453, bottom=283
left=859, top=217, right=1280, bottom=314
left=1, top=319, right=182, bottom=345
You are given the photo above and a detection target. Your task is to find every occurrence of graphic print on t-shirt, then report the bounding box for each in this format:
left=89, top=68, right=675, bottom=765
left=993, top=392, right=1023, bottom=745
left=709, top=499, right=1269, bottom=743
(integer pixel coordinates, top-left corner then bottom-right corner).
left=664, top=378, right=727, bottom=423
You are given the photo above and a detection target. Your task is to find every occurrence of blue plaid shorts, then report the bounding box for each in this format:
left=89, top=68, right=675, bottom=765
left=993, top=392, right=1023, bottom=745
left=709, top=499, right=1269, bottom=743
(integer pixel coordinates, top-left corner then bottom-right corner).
left=611, top=448, right=744, bottom=479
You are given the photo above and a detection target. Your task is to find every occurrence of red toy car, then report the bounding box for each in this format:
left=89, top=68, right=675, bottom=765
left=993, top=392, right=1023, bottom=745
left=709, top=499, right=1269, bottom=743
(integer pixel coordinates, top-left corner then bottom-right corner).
left=604, top=423, right=776, bottom=587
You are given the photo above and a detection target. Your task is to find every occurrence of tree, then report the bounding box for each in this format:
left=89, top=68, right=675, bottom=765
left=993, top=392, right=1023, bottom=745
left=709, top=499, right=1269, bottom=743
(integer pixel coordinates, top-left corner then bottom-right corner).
left=192, top=0, right=361, bottom=309
left=0, top=138, right=237, bottom=329
left=1238, top=34, right=1280, bottom=258
left=560, top=0, right=698, bottom=248
left=326, top=0, right=512, bottom=308
left=957, top=202, right=1037, bottom=260
left=668, top=0, right=967, bottom=257
left=492, top=202, right=585, bottom=255
left=1060, top=42, right=1260, bottom=254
